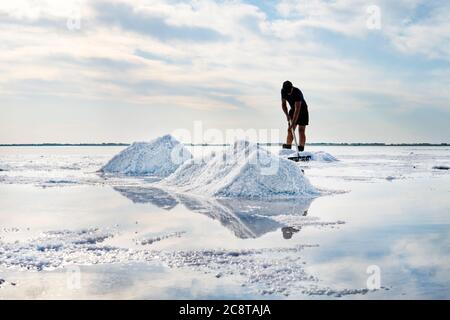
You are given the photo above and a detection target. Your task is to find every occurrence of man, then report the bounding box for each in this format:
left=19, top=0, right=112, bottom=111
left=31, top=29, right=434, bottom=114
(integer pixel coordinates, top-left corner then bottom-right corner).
left=281, top=80, right=309, bottom=151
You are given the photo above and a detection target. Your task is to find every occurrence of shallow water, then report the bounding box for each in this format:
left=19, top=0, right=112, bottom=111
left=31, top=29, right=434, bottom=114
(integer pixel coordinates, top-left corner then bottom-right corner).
left=0, top=146, right=449, bottom=299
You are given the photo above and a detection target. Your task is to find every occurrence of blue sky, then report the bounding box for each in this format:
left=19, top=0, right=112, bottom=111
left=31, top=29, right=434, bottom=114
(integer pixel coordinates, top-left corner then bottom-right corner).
left=1, top=0, right=449, bottom=143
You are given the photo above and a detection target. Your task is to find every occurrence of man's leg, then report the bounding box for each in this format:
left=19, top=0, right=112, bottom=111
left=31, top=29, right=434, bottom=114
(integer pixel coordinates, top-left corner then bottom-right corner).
left=286, top=127, right=293, bottom=146
left=298, top=126, right=306, bottom=151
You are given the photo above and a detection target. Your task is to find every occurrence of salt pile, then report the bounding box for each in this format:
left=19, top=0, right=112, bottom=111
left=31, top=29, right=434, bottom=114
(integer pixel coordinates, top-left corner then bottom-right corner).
left=433, top=165, right=449, bottom=170
left=0, top=229, right=372, bottom=297
left=137, top=231, right=186, bottom=245
left=100, top=135, right=192, bottom=176
left=279, top=149, right=338, bottom=162
left=159, top=140, right=319, bottom=198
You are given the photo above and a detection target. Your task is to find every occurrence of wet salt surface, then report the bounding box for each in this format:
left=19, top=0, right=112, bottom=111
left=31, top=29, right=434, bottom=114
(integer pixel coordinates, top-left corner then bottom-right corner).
left=0, top=146, right=449, bottom=299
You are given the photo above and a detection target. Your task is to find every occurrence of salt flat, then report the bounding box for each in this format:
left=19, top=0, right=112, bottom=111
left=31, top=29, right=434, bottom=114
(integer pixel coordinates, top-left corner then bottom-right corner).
left=0, top=145, right=449, bottom=299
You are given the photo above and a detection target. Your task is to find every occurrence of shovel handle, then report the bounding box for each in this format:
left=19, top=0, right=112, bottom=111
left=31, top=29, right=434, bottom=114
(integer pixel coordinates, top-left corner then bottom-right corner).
left=288, top=119, right=300, bottom=155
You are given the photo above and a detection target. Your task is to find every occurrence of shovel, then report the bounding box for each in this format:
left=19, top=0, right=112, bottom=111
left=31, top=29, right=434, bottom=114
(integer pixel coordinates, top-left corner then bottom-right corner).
left=287, top=119, right=310, bottom=162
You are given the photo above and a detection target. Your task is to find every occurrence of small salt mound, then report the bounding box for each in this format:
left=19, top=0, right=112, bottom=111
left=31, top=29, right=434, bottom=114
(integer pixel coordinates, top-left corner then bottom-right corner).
left=433, top=165, right=449, bottom=170
left=100, top=135, right=192, bottom=176
left=278, top=149, right=338, bottom=162
left=159, top=141, right=319, bottom=199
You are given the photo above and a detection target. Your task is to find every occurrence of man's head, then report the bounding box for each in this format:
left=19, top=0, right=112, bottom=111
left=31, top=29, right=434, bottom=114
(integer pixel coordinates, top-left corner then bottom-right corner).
left=282, top=80, right=293, bottom=94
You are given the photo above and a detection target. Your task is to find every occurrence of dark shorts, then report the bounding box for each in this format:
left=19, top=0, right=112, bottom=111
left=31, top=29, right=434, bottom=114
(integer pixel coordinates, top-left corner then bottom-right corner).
left=289, top=108, right=309, bottom=126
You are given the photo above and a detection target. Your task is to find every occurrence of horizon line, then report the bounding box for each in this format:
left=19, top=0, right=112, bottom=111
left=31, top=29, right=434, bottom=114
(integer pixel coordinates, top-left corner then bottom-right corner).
left=1, top=142, right=449, bottom=147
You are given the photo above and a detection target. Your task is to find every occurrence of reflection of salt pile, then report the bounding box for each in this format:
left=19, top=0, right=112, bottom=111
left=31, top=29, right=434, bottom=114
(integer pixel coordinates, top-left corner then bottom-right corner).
left=279, top=149, right=338, bottom=162
left=100, top=135, right=192, bottom=176
left=159, top=141, right=319, bottom=198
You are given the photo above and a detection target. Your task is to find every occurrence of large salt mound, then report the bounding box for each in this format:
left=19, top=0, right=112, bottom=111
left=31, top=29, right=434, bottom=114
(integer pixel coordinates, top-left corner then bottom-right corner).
left=159, top=141, right=319, bottom=199
left=100, top=135, right=192, bottom=176
left=279, top=149, right=338, bottom=162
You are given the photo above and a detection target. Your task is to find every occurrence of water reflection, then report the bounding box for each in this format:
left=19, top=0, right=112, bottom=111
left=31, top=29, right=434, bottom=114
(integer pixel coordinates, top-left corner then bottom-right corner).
left=113, top=186, right=314, bottom=239
left=114, top=186, right=178, bottom=210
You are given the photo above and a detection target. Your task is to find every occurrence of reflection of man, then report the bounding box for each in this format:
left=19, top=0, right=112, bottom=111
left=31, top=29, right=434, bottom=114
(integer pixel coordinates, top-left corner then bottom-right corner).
left=281, top=209, right=308, bottom=239
left=281, top=80, right=309, bottom=151
left=282, top=226, right=300, bottom=240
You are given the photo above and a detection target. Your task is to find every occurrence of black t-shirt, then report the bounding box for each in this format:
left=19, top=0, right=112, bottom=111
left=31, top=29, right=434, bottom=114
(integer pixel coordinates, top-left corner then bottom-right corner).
left=281, top=87, right=308, bottom=111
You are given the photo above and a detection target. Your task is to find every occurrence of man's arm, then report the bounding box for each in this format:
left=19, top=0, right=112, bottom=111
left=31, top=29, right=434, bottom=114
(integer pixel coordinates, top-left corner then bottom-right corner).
left=282, top=99, right=289, bottom=121
left=290, top=101, right=302, bottom=129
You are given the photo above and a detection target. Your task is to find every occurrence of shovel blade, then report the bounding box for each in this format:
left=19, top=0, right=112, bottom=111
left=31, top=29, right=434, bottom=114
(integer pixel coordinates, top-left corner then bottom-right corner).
left=287, top=155, right=311, bottom=162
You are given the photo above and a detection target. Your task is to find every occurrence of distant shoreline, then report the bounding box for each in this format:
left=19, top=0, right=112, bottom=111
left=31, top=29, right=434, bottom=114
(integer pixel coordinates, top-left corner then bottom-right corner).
left=1, top=143, right=449, bottom=147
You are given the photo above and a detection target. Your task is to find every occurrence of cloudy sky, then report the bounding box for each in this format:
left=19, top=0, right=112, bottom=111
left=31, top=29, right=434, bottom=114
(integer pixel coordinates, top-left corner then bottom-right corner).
left=1, top=0, right=449, bottom=143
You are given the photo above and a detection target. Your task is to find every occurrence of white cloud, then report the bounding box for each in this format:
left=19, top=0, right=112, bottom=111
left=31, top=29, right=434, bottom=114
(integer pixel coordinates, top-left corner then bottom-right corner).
left=386, top=6, right=450, bottom=58
left=274, top=0, right=369, bottom=37
left=276, top=0, right=450, bottom=59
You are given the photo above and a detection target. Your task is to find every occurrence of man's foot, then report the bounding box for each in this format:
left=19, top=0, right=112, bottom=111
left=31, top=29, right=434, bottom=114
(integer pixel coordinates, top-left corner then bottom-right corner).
left=299, top=145, right=305, bottom=152
left=282, top=144, right=292, bottom=149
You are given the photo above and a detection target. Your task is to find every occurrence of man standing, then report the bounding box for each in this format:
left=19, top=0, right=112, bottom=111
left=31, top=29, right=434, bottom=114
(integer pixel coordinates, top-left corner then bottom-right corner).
left=281, top=80, right=309, bottom=151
